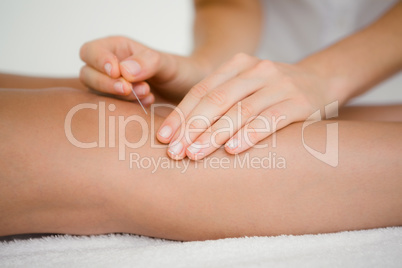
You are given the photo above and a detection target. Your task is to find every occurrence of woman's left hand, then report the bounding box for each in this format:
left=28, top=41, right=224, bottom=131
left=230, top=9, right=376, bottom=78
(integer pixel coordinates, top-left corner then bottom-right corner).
left=157, top=53, right=333, bottom=160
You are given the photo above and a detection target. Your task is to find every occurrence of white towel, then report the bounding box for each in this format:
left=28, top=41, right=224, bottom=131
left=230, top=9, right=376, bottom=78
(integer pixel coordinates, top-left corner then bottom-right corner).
left=1, top=227, right=401, bottom=267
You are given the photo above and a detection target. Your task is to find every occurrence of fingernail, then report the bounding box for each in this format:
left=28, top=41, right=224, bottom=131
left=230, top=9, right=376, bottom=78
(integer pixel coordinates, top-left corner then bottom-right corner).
left=187, top=142, right=201, bottom=155
left=159, top=125, right=172, bottom=139
left=168, top=141, right=183, bottom=157
left=226, top=139, right=239, bottom=150
left=141, top=94, right=154, bottom=106
left=114, top=81, right=124, bottom=94
left=121, top=60, right=141, bottom=76
left=133, top=84, right=147, bottom=95
left=104, top=63, right=112, bottom=76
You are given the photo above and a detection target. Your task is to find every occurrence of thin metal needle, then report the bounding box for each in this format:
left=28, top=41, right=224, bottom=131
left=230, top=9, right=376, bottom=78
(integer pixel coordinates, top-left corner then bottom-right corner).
left=130, top=85, right=148, bottom=115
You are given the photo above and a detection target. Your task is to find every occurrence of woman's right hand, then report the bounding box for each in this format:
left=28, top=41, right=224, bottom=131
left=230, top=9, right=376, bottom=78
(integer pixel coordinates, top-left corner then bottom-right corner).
left=79, top=36, right=210, bottom=104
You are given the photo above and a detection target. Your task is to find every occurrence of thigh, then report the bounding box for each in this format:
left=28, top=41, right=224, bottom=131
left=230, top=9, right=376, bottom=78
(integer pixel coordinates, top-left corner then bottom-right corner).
left=1, top=88, right=401, bottom=240
left=338, top=104, right=402, bottom=121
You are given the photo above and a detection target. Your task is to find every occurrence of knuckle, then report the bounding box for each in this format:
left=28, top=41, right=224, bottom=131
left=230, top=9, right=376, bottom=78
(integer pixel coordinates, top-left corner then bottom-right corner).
left=205, top=90, right=226, bottom=106
left=230, top=53, right=258, bottom=66
left=190, top=82, right=210, bottom=99
left=263, top=110, right=287, bottom=131
left=238, top=102, right=254, bottom=118
left=209, top=123, right=222, bottom=136
left=262, top=108, right=281, bottom=121
left=171, top=107, right=186, bottom=123
left=211, top=129, right=228, bottom=144
left=108, top=35, right=126, bottom=43
left=96, top=57, right=107, bottom=71
left=296, top=94, right=311, bottom=108
left=237, top=70, right=264, bottom=84
left=144, top=49, right=161, bottom=67
left=187, top=118, right=207, bottom=130
left=244, top=125, right=260, bottom=144
left=212, top=121, right=234, bottom=144
left=79, top=43, right=89, bottom=61
left=78, top=66, right=86, bottom=83
left=188, top=121, right=200, bottom=130
left=232, top=52, right=250, bottom=62
left=280, top=76, right=296, bottom=89
left=168, top=114, right=182, bottom=127
left=154, top=51, right=161, bottom=66
left=254, top=60, right=277, bottom=74
left=210, top=118, right=230, bottom=134
left=94, top=75, right=103, bottom=91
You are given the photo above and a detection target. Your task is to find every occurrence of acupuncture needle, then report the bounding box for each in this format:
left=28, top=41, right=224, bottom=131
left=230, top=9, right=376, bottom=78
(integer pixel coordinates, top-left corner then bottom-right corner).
left=130, top=85, right=148, bottom=115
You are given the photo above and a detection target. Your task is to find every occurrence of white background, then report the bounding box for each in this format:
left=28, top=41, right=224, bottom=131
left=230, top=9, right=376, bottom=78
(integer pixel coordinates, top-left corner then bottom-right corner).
left=0, top=0, right=400, bottom=104
left=0, top=0, right=193, bottom=76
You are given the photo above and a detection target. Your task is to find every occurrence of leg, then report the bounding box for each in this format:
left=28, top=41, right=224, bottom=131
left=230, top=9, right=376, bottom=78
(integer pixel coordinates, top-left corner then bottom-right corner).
left=338, top=105, right=402, bottom=121
left=0, top=88, right=401, bottom=240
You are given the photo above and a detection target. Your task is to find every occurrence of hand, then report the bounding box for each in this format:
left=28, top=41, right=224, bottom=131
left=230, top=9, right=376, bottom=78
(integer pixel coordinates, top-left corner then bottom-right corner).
left=157, top=53, right=333, bottom=160
left=79, top=36, right=209, bottom=104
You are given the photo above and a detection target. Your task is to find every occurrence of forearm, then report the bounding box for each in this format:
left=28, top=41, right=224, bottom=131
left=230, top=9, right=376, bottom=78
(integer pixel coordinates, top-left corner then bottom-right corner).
left=0, top=73, right=86, bottom=90
left=191, top=0, right=263, bottom=72
left=298, top=1, right=402, bottom=104
left=150, top=0, right=263, bottom=100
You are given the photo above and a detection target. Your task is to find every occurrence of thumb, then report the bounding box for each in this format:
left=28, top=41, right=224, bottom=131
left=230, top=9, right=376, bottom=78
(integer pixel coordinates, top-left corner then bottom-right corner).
left=119, top=47, right=161, bottom=83
left=119, top=49, right=177, bottom=84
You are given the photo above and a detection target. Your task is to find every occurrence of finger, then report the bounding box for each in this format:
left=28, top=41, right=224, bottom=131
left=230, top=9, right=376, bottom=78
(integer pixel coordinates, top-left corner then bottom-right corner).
left=116, top=82, right=152, bottom=102
left=119, top=48, right=161, bottom=83
left=80, top=39, right=121, bottom=79
left=80, top=64, right=152, bottom=99
left=131, top=81, right=151, bottom=98
left=80, top=65, right=133, bottom=96
left=140, top=93, right=155, bottom=107
left=157, top=53, right=259, bottom=145
left=185, top=89, right=284, bottom=160
left=225, top=101, right=304, bottom=154
left=167, top=76, right=266, bottom=160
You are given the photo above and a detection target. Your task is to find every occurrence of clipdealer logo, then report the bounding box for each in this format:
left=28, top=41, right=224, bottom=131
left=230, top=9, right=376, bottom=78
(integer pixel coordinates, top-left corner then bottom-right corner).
left=64, top=101, right=149, bottom=160
left=301, top=101, right=339, bottom=167
left=64, top=100, right=339, bottom=167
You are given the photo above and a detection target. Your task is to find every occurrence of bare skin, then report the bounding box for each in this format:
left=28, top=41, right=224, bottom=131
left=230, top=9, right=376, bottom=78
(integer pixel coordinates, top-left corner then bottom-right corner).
left=0, top=87, right=401, bottom=241
left=76, top=1, right=402, bottom=161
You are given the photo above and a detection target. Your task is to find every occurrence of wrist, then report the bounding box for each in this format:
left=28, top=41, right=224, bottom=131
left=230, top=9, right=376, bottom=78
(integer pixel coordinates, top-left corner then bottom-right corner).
left=188, top=52, right=215, bottom=77
left=152, top=52, right=211, bottom=101
left=296, top=59, right=353, bottom=106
